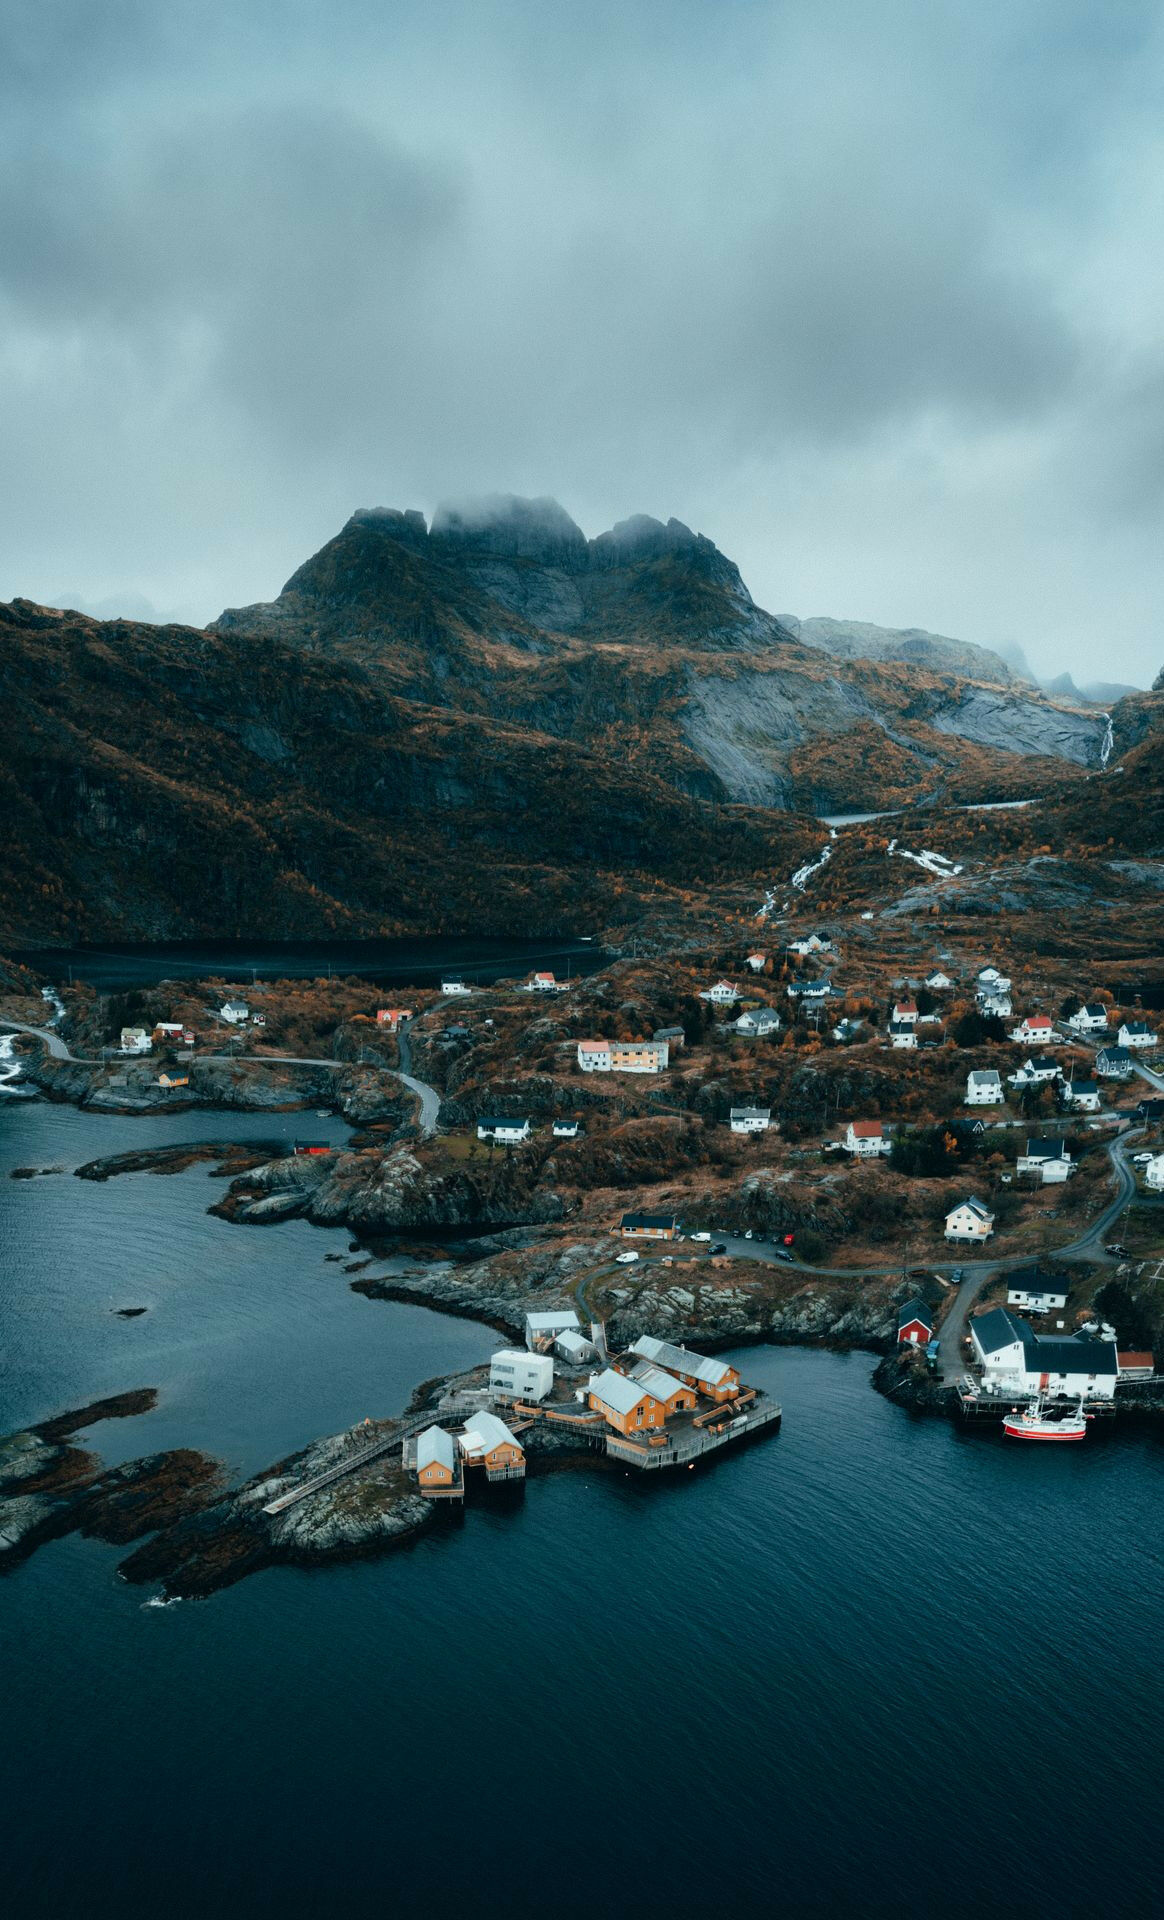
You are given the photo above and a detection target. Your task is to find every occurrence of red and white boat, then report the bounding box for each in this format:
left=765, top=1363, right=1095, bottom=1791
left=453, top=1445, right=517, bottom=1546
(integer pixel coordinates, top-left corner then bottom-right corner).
left=1003, top=1396, right=1089, bottom=1442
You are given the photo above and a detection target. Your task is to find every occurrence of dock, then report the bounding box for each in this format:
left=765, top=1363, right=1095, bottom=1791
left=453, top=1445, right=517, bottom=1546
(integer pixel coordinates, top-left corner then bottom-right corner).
left=604, top=1392, right=782, bottom=1469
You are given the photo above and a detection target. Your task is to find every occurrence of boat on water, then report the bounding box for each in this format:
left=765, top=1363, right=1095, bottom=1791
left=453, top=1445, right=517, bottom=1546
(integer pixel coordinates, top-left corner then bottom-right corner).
left=1003, top=1396, right=1089, bottom=1442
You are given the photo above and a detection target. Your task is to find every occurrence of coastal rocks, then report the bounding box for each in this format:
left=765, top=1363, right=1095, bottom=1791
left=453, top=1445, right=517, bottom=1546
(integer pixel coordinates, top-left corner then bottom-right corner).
left=871, top=1349, right=956, bottom=1415
left=75, top=1140, right=286, bottom=1182
left=220, top=1142, right=568, bottom=1237
left=119, top=1419, right=438, bottom=1600
left=0, top=1392, right=223, bottom=1569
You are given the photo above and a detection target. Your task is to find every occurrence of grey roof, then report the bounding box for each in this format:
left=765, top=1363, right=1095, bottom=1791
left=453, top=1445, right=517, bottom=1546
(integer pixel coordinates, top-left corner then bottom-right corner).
left=629, top=1334, right=735, bottom=1387
left=555, top=1330, right=592, bottom=1357
left=628, top=1361, right=691, bottom=1402
left=525, top=1309, right=580, bottom=1333
left=417, top=1426, right=455, bottom=1472
left=730, top=1106, right=771, bottom=1121
left=589, top=1367, right=656, bottom=1416
left=653, top=1026, right=686, bottom=1040
left=461, top=1411, right=523, bottom=1455
left=968, top=1069, right=1002, bottom=1086
left=953, top=1196, right=994, bottom=1220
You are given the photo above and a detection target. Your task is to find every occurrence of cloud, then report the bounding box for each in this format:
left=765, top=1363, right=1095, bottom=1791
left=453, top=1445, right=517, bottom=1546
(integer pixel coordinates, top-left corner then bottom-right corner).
left=0, top=0, right=1161, bottom=685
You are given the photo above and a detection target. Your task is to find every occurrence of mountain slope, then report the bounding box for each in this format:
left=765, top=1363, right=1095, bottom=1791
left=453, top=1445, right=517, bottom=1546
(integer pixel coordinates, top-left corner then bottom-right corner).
left=777, top=613, right=1024, bottom=685
left=0, top=598, right=815, bottom=947
left=215, top=497, right=1108, bottom=811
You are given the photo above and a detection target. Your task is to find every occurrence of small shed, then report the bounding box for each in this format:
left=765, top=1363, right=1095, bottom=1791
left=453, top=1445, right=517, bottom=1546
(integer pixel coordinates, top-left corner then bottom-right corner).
left=896, top=1298, right=934, bottom=1346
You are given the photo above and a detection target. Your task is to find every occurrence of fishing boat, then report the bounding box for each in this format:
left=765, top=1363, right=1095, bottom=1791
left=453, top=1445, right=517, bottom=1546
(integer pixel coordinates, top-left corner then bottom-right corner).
left=1002, top=1395, right=1088, bottom=1442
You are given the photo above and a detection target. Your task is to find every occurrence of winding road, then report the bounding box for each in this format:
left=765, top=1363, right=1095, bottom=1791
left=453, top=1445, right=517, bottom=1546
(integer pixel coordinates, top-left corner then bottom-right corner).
left=0, top=1016, right=444, bottom=1138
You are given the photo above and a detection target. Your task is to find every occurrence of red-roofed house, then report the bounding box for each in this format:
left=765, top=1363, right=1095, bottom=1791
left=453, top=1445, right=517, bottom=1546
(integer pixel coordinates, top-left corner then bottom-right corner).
left=843, top=1120, right=891, bottom=1157
left=1009, top=1014, right=1055, bottom=1046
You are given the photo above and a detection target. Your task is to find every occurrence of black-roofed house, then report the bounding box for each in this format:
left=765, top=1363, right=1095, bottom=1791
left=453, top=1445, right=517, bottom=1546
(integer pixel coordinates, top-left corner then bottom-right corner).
left=1005, top=1268, right=1070, bottom=1315
left=970, top=1307, right=1118, bottom=1399
left=896, top=1299, right=934, bottom=1346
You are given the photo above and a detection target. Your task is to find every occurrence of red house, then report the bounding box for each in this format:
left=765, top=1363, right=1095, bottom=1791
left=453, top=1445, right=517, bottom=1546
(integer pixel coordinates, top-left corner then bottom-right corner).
left=896, top=1298, right=934, bottom=1346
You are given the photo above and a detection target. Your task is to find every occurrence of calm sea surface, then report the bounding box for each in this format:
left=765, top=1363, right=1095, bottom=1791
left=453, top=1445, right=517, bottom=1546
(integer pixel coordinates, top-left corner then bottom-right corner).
left=2, top=1096, right=1161, bottom=1920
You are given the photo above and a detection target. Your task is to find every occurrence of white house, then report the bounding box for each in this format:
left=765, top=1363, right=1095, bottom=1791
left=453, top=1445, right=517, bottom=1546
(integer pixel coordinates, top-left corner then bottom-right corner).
left=119, top=1026, right=152, bottom=1054
left=1009, top=1057, right=1061, bottom=1087
left=441, top=978, right=473, bottom=996
left=892, top=999, right=919, bottom=1026
left=970, top=1308, right=1118, bottom=1400
left=1009, top=1015, right=1055, bottom=1046
left=730, top=1107, right=771, bottom=1134
left=1060, top=1078, right=1100, bottom=1113
left=489, top=1349, right=554, bottom=1402
left=889, top=1021, right=918, bottom=1050
left=746, top=951, right=767, bottom=972
left=844, top=1120, right=891, bottom=1156
left=966, top=1069, right=1005, bottom=1106
left=1068, top=1003, right=1109, bottom=1033
left=979, top=992, right=1013, bottom=1019
left=926, top=971, right=954, bottom=991
left=219, top=1000, right=249, bottom=1024
left=1143, top=1154, right=1164, bottom=1191
left=552, top=1119, right=581, bottom=1138
left=458, top=1411, right=525, bottom=1475
left=1016, top=1137, right=1073, bottom=1184
left=529, top=971, right=561, bottom=992
left=945, top=1197, right=995, bottom=1242
left=786, top=977, right=831, bottom=1001
left=789, top=933, right=832, bottom=957
left=577, top=1038, right=668, bottom=1073
left=700, top=980, right=740, bottom=1005
left=977, top=967, right=1011, bottom=994
left=1119, top=1020, right=1158, bottom=1050
left=525, top=1308, right=580, bottom=1350
left=477, top=1117, right=532, bottom=1145
left=734, top=1007, right=781, bottom=1037
left=1006, top=1270, right=1070, bottom=1313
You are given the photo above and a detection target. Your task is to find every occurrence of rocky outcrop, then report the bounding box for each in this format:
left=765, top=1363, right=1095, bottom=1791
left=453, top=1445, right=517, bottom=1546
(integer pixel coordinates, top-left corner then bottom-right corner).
left=217, top=1143, right=568, bottom=1235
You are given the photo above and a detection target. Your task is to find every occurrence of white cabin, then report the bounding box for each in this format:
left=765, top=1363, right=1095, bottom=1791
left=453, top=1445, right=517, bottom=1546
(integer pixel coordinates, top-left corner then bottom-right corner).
left=219, top=1001, right=249, bottom=1024
left=730, top=1107, right=771, bottom=1133
left=966, top=1069, right=1004, bottom=1106
left=477, top=1117, right=532, bottom=1144
left=119, top=1027, right=152, bottom=1054
left=489, top=1349, right=554, bottom=1402
left=734, top=1008, right=781, bottom=1037
left=700, top=980, right=740, bottom=1005
left=1009, top=1016, right=1055, bottom=1046
left=1067, top=1003, right=1108, bottom=1033
left=1119, top=1021, right=1157, bottom=1050
left=844, top=1120, right=890, bottom=1156
left=441, top=978, right=472, bottom=996
left=1060, top=1079, right=1100, bottom=1112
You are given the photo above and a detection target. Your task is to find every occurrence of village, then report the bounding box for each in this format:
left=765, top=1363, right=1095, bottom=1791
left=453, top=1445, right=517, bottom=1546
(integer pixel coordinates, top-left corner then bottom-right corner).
left=4, top=918, right=1163, bottom=1456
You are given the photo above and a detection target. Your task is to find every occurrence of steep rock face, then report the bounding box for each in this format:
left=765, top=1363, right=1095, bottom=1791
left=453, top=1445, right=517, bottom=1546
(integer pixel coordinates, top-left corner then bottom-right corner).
left=927, top=687, right=1102, bottom=764
left=781, top=614, right=1022, bottom=686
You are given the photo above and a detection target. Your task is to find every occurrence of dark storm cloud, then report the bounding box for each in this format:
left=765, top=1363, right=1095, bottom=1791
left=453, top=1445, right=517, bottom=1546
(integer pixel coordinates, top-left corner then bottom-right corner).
left=0, top=0, right=1161, bottom=682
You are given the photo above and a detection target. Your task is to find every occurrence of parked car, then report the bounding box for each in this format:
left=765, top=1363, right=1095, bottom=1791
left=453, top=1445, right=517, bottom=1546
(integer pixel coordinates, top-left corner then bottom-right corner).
left=1106, top=1243, right=1129, bottom=1258
left=616, top=1250, right=639, bottom=1264
left=709, top=1243, right=727, bottom=1255
left=744, top=1229, right=753, bottom=1239
left=690, top=1231, right=712, bottom=1241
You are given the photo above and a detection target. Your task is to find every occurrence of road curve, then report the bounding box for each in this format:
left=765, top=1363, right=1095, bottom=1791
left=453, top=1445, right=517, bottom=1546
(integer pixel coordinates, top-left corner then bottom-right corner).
left=0, top=1019, right=75, bottom=1060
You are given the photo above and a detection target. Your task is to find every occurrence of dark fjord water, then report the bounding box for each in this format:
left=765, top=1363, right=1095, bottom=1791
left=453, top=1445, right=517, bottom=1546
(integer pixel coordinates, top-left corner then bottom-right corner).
left=2, top=1098, right=1161, bottom=1920
left=15, top=934, right=610, bottom=993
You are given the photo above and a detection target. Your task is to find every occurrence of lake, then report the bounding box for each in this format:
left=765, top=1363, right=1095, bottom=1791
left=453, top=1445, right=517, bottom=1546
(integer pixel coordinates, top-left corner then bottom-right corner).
left=12, top=935, right=610, bottom=994
left=2, top=1096, right=1161, bottom=1919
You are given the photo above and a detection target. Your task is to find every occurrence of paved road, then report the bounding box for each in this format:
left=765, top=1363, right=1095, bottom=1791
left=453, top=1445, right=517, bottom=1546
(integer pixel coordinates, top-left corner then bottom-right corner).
left=0, top=1019, right=75, bottom=1060
left=395, top=1018, right=441, bottom=1136
left=1, top=1017, right=444, bottom=1139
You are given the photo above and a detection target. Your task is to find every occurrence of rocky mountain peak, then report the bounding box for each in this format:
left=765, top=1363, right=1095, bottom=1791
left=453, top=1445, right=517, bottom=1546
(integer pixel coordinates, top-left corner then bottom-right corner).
left=430, top=494, right=588, bottom=569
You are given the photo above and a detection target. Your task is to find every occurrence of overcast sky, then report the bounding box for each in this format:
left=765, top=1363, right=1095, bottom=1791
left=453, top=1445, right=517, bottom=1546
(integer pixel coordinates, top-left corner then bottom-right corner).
left=2, top=0, right=1162, bottom=684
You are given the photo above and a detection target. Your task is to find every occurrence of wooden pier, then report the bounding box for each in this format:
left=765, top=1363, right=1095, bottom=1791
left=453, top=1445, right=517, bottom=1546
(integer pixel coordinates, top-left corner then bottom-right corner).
left=605, top=1392, right=782, bottom=1470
